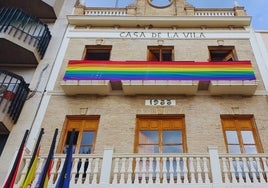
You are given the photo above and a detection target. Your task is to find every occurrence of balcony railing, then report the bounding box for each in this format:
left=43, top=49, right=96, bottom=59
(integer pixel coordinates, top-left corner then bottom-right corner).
left=194, top=9, right=235, bottom=16
left=85, top=8, right=127, bottom=16
left=61, top=60, right=258, bottom=96
left=0, top=8, right=51, bottom=61
left=84, top=8, right=236, bottom=17
left=0, top=70, right=29, bottom=125
left=14, top=147, right=268, bottom=188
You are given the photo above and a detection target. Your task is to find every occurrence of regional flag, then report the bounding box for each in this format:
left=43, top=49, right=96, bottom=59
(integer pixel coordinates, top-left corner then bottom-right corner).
left=20, top=128, right=44, bottom=188
left=3, top=129, right=29, bottom=188
left=55, top=129, right=75, bottom=188
left=34, top=129, right=58, bottom=188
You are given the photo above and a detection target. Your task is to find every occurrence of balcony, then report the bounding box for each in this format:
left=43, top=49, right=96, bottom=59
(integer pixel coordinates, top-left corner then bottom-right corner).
left=61, top=60, right=257, bottom=96
left=0, top=70, right=29, bottom=128
left=209, top=80, right=258, bottom=95
left=14, top=147, right=268, bottom=188
left=0, top=0, right=63, bottom=22
left=0, top=8, right=51, bottom=67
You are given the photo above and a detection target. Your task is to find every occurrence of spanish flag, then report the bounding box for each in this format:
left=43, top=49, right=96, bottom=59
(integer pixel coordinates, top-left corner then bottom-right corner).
left=3, top=130, right=29, bottom=188
left=34, top=129, right=58, bottom=188
left=20, top=128, right=44, bottom=188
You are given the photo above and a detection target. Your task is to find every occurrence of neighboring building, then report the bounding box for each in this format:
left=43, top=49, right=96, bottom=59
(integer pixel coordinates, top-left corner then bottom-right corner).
left=0, top=0, right=76, bottom=185
left=1, top=0, right=268, bottom=187
left=250, top=30, right=268, bottom=90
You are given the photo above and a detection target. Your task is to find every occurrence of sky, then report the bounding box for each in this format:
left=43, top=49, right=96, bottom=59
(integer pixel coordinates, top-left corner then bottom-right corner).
left=85, top=0, right=268, bottom=30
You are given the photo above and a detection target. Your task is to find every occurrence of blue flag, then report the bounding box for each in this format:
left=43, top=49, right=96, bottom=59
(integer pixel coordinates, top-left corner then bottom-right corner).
left=55, top=129, right=75, bottom=188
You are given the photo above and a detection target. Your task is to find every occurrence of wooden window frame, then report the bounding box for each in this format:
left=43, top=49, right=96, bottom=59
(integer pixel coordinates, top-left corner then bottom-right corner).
left=221, top=115, right=263, bottom=153
left=57, top=115, right=99, bottom=154
left=208, top=46, right=237, bottom=62
left=83, top=45, right=112, bottom=60
left=134, top=115, right=187, bottom=153
left=147, top=46, right=174, bottom=62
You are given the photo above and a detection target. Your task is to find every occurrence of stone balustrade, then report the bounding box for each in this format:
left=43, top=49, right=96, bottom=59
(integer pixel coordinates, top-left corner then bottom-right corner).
left=194, top=10, right=235, bottom=16
left=85, top=9, right=127, bottom=16
left=14, top=147, right=268, bottom=188
left=84, top=8, right=236, bottom=17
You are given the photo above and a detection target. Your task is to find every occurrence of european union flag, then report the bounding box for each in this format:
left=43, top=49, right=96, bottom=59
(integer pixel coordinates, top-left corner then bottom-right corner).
left=55, top=129, right=75, bottom=188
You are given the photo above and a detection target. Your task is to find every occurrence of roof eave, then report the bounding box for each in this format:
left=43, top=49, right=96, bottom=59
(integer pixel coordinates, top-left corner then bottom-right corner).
left=67, top=15, right=251, bottom=28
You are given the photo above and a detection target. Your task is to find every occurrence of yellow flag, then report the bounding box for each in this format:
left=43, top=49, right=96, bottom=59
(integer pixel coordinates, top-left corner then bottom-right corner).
left=20, top=150, right=39, bottom=188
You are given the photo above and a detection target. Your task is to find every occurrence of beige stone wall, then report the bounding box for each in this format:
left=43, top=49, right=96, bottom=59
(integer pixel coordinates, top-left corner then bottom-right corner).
left=43, top=0, right=265, bottom=159
left=55, top=36, right=266, bottom=91
left=26, top=3, right=267, bottom=173
left=47, top=26, right=268, bottom=156
left=40, top=94, right=268, bottom=155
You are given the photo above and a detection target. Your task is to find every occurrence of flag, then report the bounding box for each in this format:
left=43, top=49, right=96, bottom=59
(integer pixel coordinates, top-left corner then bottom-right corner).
left=3, top=129, right=29, bottom=188
left=34, top=129, right=58, bottom=188
left=20, top=128, right=44, bottom=188
left=55, top=129, right=75, bottom=188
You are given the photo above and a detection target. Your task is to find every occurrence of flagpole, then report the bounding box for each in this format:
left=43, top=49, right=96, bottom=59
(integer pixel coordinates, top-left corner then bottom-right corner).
left=35, top=128, right=58, bottom=188
left=3, top=129, right=29, bottom=188
left=21, top=128, right=44, bottom=187
left=55, top=129, right=75, bottom=188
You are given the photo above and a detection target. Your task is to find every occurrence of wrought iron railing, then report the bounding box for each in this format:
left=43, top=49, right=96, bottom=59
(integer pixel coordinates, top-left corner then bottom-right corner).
left=0, top=8, right=51, bottom=59
left=0, top=70, right=29, bottom=123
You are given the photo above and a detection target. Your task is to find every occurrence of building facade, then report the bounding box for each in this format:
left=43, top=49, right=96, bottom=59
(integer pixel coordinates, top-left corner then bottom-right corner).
left=251, top=30, right=268, bottom=89
left=0, top=0, right=76, bottom=185
left=1, top=0, right=268, bottom=187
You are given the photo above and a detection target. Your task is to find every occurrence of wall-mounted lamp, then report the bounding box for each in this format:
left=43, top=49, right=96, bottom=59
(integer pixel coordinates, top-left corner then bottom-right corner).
left=157, top=39, right=164, bottom=46
left=217, top=40, right=224, bottom=46
left=96, top=39, right=104, bottom=45
left=80, top=108, right=88, bottom=115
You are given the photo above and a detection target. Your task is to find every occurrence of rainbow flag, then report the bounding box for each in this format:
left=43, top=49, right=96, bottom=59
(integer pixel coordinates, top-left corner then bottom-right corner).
left=63, top=60, right=256, bottom=81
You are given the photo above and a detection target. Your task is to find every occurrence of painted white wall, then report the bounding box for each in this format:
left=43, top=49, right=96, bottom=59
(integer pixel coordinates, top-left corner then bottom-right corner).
left=250, top=29, right=268, bottom=90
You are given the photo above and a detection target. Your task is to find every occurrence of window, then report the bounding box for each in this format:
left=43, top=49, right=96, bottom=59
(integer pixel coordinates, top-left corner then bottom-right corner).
left=135, top=115, right=186, bottom=153
left=208, top=46, right=237, bottom=62
left=58, top=116, right=99, bottom=154
left=135, top=115, right=186, bottom=183
left=148, top=46, right=173, bottom=61
left=83, top=45, right=122, bottom=90
left=221, top=115, right=262, bottom=154
left=221, top=115, right=263, bottom=181
left=84, top=46, right=112, bottom=60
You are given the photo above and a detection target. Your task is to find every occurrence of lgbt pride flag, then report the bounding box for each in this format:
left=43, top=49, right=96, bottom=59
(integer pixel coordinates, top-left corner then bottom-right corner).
left=63, top=60, right=256, bottom=81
